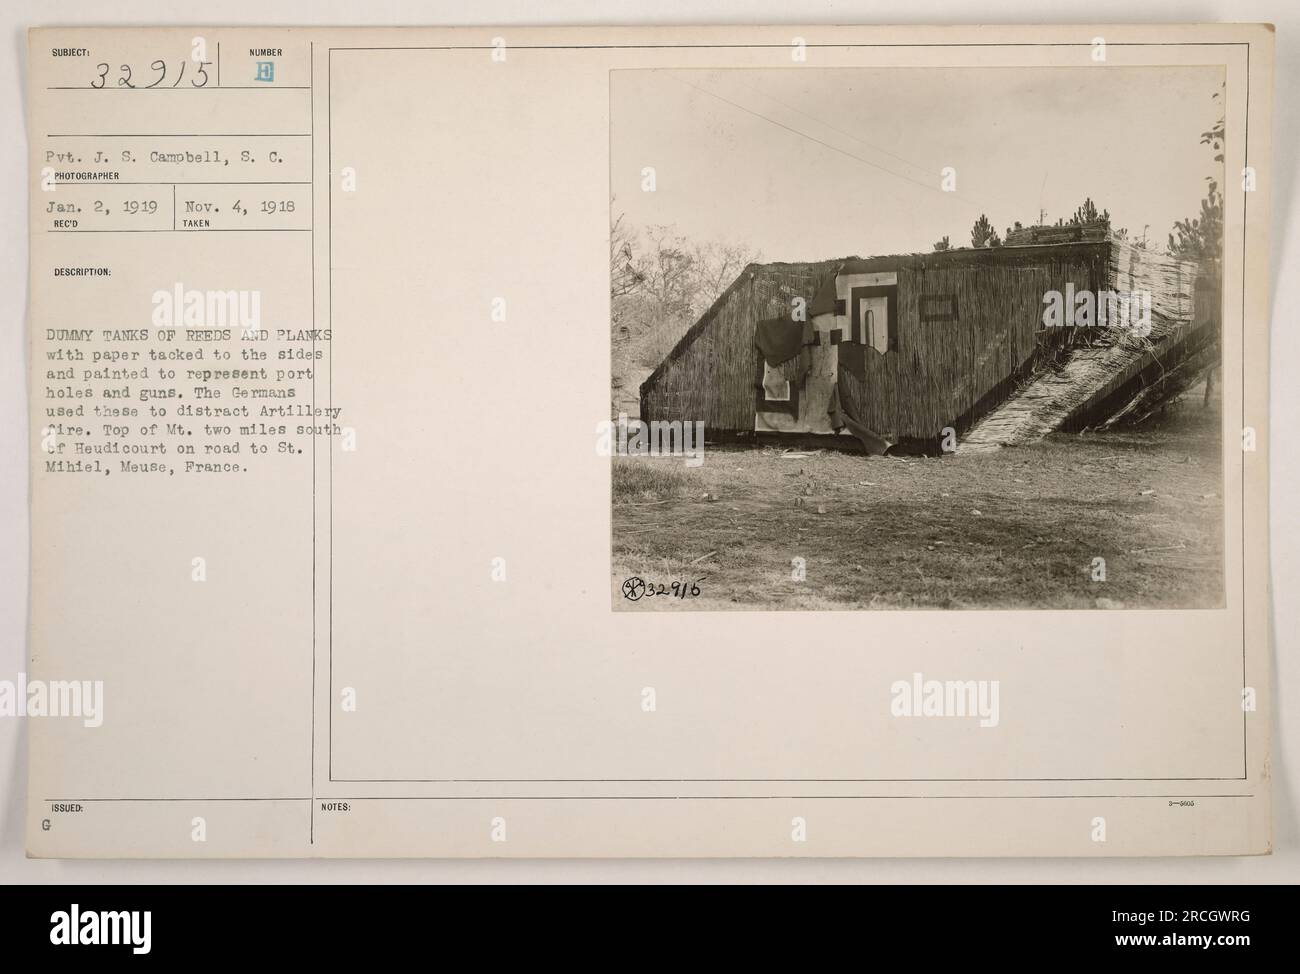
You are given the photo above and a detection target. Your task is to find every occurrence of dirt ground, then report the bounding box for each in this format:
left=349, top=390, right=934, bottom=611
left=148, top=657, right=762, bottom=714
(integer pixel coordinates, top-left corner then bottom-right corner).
left=611, top=396, right=1226, bottom=610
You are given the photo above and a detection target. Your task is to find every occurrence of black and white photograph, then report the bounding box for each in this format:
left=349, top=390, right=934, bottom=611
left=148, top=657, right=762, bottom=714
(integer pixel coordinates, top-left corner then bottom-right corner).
left=611, top=66, right=1227, bottom=610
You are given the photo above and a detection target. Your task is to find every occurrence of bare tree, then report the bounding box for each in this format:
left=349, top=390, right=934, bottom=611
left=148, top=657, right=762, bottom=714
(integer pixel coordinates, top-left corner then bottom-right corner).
left=636, top=225, right=698, bottom=323
left=610, top=204, right=644, bottom=303
left=688, top=240, right=758, bottom=316
left=610, top=218, right=760, bottom=405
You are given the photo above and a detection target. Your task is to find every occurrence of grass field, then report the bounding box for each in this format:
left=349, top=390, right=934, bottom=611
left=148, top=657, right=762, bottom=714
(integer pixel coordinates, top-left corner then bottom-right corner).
left=611, top=396, right=1225, bottom=610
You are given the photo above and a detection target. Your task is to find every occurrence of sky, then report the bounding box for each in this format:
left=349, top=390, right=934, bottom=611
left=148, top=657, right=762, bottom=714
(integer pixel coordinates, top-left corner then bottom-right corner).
left=611, top=66, right=1225, bottom=261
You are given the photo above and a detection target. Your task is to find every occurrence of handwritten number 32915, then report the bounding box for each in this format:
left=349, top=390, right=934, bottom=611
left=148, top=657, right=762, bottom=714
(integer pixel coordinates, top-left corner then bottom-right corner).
left=91, top=61, right=212, bottom=89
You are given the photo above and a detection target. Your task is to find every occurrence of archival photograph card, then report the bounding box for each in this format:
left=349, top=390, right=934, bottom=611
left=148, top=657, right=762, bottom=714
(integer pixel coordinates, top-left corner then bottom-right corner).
left=25, top=23, right=1273, bottom=858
